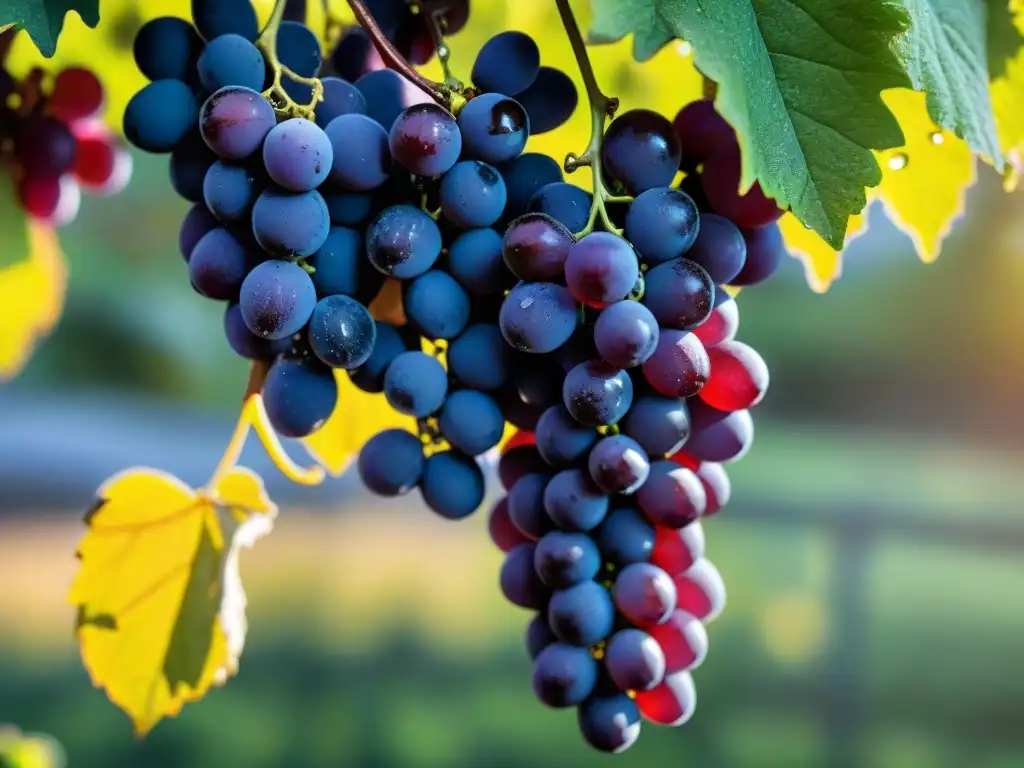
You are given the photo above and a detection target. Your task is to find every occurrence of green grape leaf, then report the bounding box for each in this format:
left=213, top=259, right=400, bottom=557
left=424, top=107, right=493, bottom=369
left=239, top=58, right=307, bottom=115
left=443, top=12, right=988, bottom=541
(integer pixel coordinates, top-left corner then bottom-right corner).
left=590, top=0, right=910, bottom=249
left=0, top=0, right=99, bottom=57
left=986, top=0, right=1024, bottom=79
left=892, top=0, right=1007, bottom=167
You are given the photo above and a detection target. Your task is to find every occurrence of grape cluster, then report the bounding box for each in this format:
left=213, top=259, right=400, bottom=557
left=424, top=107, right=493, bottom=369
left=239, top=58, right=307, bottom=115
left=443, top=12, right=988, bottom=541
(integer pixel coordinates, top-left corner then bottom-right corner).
left=0, top=65, right=130, bottom=225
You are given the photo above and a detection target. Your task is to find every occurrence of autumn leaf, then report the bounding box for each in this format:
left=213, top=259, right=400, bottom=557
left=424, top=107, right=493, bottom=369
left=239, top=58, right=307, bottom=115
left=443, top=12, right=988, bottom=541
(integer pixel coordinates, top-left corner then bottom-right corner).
left=778, top=212, right=869, bottom=293
left=70, top=467, right=276, bottom=736
left=0, top=220, right=67, bottom=382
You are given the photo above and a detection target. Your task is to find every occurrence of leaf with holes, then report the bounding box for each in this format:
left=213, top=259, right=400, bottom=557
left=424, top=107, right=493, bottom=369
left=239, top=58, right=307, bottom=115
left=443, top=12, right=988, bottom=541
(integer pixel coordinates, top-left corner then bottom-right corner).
left=70, top=467, right=275, bottom=736
left=590, top=0, right=910, bottom=249
left=0, top=0, right=99, bottom=57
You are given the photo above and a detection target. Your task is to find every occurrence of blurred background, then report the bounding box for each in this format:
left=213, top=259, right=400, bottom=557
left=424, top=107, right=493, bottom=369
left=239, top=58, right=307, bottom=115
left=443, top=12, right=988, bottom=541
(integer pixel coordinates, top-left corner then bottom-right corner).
left=2, top=1, right=1024, bottom=767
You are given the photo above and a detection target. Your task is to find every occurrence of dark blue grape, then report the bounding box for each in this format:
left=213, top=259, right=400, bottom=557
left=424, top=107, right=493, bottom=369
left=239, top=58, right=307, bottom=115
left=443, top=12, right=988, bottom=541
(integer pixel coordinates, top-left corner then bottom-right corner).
left=636, top=461, right=707, bottom=529
left=458, top=93, right=529, bottom=166
left=500, top=152, right=563, bottom=220
left=613, top=562, right=677, bottom=626
left=358, top=428, right=424, bottom=496
left=683, top=212, right=746, bottom=284
left=403, top=270, right=470, bottom=340
left=192, top=0, right=259, bottom=41
left=276, top=20, right=322, bottom=103
left=534, top=406, right=597, bottom=468
left=515, top=67, right=578, bottom=135
left=502, top=212, right=575, bottom=281
left=447, top=323, right=511, bottom=390
left=499, top=388, right=545, bottom=431
left=534, top=531, right=601, bottom=588
left=501, top=543, right=551, bottom=610
left=262, top=357, right=337, bottom=438
left=439, top=160, right=507, bottom=228
left=188, top=227, right=251, bottom=300
left=514, top=357, right=563, bottom=407
left=306, top=226, right=383, bottom=303
left=733, top=222, right=783, bottom=285
left=383, top=350, right=447, bottom=417
left=199, top=86, right=276, bottom=160
left=203, top=160, right=260, bottom=223
left=197, top=33, right=265, bottom=92
left=577, top=694, right=642, bottom=753
left=641, top=329, right=710, bottom=399
left=315, top=77, right=367, bottom=128
left=543, top=469, right=609, bottom=531
left=642, top=258, right=714, bottom=330
left=133, top=17, right=203, bottom=82
left=124, top=79, right=198, bottom=153
left=251, top=188, right=330, bottom=257
left=348, top=321, right=407, bottom=393
left=507, top=472, right=554, bottom=540
left=601, top=109, right=681, bottom=196
left=420, top=450, right=485, bottom=520
left=356, top=69, right=424, bottom=130
left=526, top=614, right=557, bottom=659
left=555, top=327, right=599, bottom=373
left=528, top=182, right=591, bottom=233
left=389, top=102, right=462, bottom=177
left=565, top=232, right=639, bottom=309
left=239, top=259, right=317, bottom=339
left=262, top=118, right=333, bottom=192
left=548, top=581, right=615, bottom=646
left=170, top=134, right=217, bottom=202
left=447, top=228, right=511, bottom=294
left=620, top=395, right=691, bottom=457
left=331, top=27, right=375, bottom=82
left=499, top=282, right=579, bottom=354
left=366, top=204, right=442, bottom=278
left=592, top=508, right=655, bottom=566
left=438, top=389, right=504, bottom=456
left=533, top=643, right=598, bottom=708
left=624, top=187, right=700, bottom=265
left=605, top=629, right=666, bottom=692
left=180, top=203, right=219, bottom=262
left=323, top=190, right=375, bottom=227
left=224, top=302, right=292, bottom=360
left=472, top=31, right=540, bottom=96
left=563, top=360, right=633, bottom=427
left=588, top=435, right=650, bottom=495
left=324, top=113, right=392, bottom=191
left=593, top=300, right=659, bottom=369
left=307, top=295, right=376, bottom=369
left=686, top=399, right=754, bottom=462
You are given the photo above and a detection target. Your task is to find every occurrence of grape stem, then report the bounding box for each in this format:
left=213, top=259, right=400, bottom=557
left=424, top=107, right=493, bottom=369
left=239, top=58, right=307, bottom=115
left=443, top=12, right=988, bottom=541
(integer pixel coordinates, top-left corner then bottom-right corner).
left=554, top=0, right=627, bottom=237
left=420, top=2, right=464, bottom=95
left=257, top=0, right=325, bottom=118
left=345, top=0, right=461, bottom=111
left=205, top=361, right=326, bottom=492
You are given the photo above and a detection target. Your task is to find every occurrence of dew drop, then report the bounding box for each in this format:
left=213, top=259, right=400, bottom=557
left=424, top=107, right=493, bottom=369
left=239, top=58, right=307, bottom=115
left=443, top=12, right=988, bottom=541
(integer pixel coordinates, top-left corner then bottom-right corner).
left=929, top=131, right=944, bottom=145
left=520, top=297, right=534, bottom=309
left=675, top=41, right=693, bottom=56
left=887, top=152, right=909, bottom=171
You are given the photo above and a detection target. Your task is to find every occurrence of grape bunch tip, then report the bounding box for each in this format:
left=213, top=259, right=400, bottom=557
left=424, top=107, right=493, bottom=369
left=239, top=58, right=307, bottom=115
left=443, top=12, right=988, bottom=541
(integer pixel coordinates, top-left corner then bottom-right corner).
left=124, top=0, right=785, bottom=754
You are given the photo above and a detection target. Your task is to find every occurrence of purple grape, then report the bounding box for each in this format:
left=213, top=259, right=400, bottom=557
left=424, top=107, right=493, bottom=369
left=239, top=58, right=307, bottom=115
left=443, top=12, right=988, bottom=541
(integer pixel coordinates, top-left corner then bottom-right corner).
left=565, top=232, right=640, bottom=309
left=499, top=282, right=579, bottom=354
left=593, top=301, right=659, bottom=368
left=612, top=562, right=676, bottom=627
left=203, top=160, right=260, bottom=224
left=501, top=543, right=551, bottom=610
left=534, top=531, right=601, bottom=588
left=251, top=188, right=330, bottom=257
left=605, top=628, right=666, bottom=692
left=588, top=435, right=650, bottom=495
left=239, top=259, right=317, bottom=339
left=548, top=580, right=615, bottom=646
left=325, top=113, right=393, bottom=191
left=533, top=643, right=598, bottom=708
left=577, top=694, right=641, bottom=753
left=262, top=118, right=333, bottom=192
left=687, top=399, right=754, bottom=462
left=314, top=76, right=367, bottom=128
left=458, top=92, right=530, bottom=165
left=439, top=160, right=507, bottom=228
left=623, top=187, right=700, bottom=265
left=528, top=181, right=592, bottom=233
left=365, top=204, right=442, bottom=278
left=543, top=468, right=610, bottom=531
left=636, top=460, right=707, bottom=528
left=733, top=222, right=784, bottom=285
left=188, top=227, right=251, bottom=300
left=526, top=613, right=557, bottom=659
left=507, top=472, right=554, bottom=540
left=16, top=116, right=76, bottom=176
left=642, top=330, right=710, bottom=398
left=641, top=258, right=715, bottom=330
left=502, top=212, right=575, bottom=281
left=389, top=102, right=462, bottom=176
left=600, top=109, right=681, bottom=196
left=562, top=360, right=633, bottom=427
left=534, top=405, right=598, bottom=467
left=621, top=395, right=691, bottom=457
left=199, top=86, right=275, bottom=160
left=179, top=203, right=219, bottom=262
left=592, top=507, right=655, bottom=566
left=224, top=302, right=293, bottom=360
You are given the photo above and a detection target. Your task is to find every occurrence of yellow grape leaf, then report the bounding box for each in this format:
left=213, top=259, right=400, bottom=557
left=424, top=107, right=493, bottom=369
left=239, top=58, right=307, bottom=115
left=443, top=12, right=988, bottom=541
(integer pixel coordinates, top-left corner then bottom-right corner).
left=303, top=371, right=418, bottom=476
left=873, top=90, right=975, bottom=263
left=778, top=212, right=867, bottom=293
left=0, top=727, right=64, bottom=768
left=69, top=466, right=276, bottom=736
left=0, top=220, right=66, bottom=381
left=991, top=4, right=1024, bottom=190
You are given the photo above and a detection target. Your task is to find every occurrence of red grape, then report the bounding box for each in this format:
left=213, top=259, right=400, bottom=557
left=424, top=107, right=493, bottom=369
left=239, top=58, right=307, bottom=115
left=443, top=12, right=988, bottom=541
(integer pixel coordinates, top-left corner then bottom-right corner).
left=49, top=67, right=104, bottom=124
left=687, top=399, right=754, bottom=462
left=700, top=340, right=769, bottom=411
left=674, top=559, right=727, bottom=622
left=651, top=522, right=705, bottom=576
left=73, top=135, right=115, bottom=187
left=649, top=609, right=708, bottom=673
left=488, top=497, right=530, bottom=552
left=18, top=174, right=61, bottom=218
left=636, top=461, right=707, bottom=529
left=694, top=462, right=730, bottom=516
left=673, top=98, right=737, bottom=172
left=701, top=145, right=783, bottom=228
left=641, top=329, right=710, bottom=398
left=636, top=670, right=697, bottom=726
left=692, top=294, right=739, bottom=347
